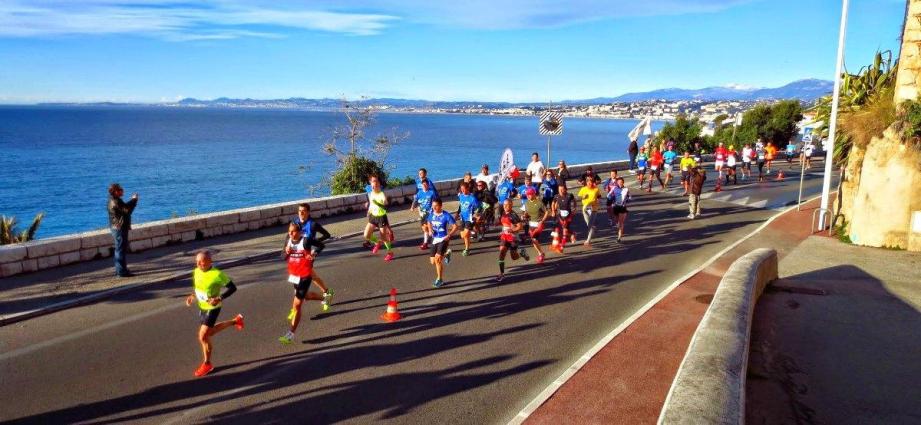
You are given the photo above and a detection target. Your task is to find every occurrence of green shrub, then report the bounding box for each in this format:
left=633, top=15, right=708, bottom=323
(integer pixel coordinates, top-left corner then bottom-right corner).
left=329, top=154, right=388, bottom=195
left=387, top=175, right=415, bottom=188
left=1, top=213, right=44, bottom=245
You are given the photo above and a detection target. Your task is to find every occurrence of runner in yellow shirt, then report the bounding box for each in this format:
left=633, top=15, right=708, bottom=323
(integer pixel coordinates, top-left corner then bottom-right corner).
left=577, top=178, right=602, bottom=248
left=185, top=250, right=244, bottom=377
left=679, top=151, right=697, bottom=196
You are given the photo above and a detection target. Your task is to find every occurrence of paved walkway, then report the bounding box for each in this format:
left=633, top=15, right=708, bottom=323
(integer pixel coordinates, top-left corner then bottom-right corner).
left=525, top=196, right=828, bottom=424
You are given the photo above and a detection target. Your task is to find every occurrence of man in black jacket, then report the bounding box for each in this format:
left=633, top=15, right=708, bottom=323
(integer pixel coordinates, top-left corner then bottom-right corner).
left=108, top=183, right=138, bottom=277
left=628, top=139, right=639, bottom=172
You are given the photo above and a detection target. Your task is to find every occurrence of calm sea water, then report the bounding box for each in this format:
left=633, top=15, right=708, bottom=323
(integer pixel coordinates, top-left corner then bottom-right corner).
left=0, top=106, right=662, bottom=238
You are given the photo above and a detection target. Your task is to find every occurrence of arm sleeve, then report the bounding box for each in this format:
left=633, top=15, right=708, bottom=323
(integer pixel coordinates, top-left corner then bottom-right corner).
left=126, top=197, right=138, bottom=214
left=314, top=223, right=331, bottom=243
left=221, top=281, right=237, bottom=299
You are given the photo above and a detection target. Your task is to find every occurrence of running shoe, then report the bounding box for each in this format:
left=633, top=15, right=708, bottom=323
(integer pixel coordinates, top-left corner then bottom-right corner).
left=536, top=254, right=545, bottom=264
left=687, top=214, right=695, bottom=219
left=321, top=289, right=334, bottom=311
left=362, top=241, right=373, bottom=249
left=279, top=331, right=294, bottom=345
left=444, top=249, right=452, bottom=265
left=371, top=242, right=381, bottom=254
left=519, top=248, right=530, bottom=261
left=234, top=314, right=244, bottom=330
left=462, top=249, right=469, bottom=257
left=287, top=308, right=296, bottom=322
left=419, top=243, right=429, bottom=250
left=194, top=362, right=214, bottom=377
left=383, top=252, right=394, bottom=262
left=616, top=236, right=622, bottom=243
left=476, top=233, right=484, bottom=242
left=433, top=278, right=444, bottom=288
left=495, top=274, right=504, bottom=282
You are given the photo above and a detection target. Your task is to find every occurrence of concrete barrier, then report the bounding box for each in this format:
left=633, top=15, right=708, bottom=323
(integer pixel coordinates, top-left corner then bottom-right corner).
left=0, top=159, right=635, bottom=279
left=658, top=248, right=778, bottom=425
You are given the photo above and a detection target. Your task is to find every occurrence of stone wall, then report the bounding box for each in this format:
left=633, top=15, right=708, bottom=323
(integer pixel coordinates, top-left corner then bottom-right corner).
left=0, top=159, right=630, bottom=278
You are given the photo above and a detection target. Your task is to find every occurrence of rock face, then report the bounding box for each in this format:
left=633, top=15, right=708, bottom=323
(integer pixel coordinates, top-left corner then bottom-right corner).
left=847, top=125, right=921, bottom=249
left=894, top=1, right=921, bottom=106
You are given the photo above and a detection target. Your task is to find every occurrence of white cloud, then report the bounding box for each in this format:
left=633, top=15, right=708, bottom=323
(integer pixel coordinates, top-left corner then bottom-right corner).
left=0, top=1, right=399, bottom=40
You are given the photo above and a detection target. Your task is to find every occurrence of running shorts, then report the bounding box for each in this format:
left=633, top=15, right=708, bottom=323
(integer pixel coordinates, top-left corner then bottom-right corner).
left=418, top=211, right=430, bottom=224
left=199, top=307, right=221, bottom=327
left=612, top=205, right=628, bottom=214
left=499, top=239, right=519, bottom=250
left=458, top=220, right=474, bottom=231
left=430, top=239, right=450, bottom=257
left=529, top=221, right=545, bottom=242
left=681, top=171, right=691, bottom=182
left=715, top=160, right=724, bottom=168
left=369, top=214, right=389, bottom=228
left=293, top=275, right=313, bottom=300
left=664, top=164, right=674, bottom=174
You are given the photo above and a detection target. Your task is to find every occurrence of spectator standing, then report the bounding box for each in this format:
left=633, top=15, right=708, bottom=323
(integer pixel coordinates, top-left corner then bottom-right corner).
left=108, top=183, right=138, bottom=277
left=526, top=152, right=545, bottom=188
left=557, top=160, right=570, bottom=184
left=688, top=167, right=706, bottom=219
left=628, top=139, right=639, bottom=172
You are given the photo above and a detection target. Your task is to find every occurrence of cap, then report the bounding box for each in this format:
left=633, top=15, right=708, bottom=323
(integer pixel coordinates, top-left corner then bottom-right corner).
left=525, top=187, right=537, bottom=196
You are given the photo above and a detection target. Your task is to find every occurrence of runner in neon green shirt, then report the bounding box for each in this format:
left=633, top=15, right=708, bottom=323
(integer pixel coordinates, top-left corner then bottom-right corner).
left=185, top=249, right=244, bottom=377
left=362, top=175, right=395, bottom=262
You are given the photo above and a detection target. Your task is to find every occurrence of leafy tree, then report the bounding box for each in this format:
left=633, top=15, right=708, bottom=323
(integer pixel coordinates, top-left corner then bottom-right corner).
left=656, top=114, right=704, bottom=153
left=1, top=213, right=44, bottom=245
left=322, top=100, right=409, bottom=195
left=734, top=100, right=804, bottom=147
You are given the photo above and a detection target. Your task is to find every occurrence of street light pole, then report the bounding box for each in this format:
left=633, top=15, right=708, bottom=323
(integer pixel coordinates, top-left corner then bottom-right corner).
left=819, top=0, right=849, bottom=231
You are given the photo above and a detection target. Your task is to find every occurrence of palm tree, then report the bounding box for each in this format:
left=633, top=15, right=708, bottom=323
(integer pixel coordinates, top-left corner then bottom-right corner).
left=0, top=213, right=45, bottom=245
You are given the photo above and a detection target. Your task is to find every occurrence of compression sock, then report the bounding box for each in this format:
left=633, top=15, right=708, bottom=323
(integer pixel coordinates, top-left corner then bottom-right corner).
left=369, top=235, right=379, bottom=244
left=384, top=241, right=392, bottom=251
left=498, top=260, right=505, bottom=274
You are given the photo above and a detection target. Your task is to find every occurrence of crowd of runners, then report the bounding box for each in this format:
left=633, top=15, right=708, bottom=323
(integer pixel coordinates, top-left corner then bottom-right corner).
left=185, top=139, right=819, bottom=377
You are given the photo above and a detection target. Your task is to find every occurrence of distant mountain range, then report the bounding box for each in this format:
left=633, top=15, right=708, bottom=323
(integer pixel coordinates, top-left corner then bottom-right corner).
left=601, top=79, right=833, bottom=103
left=35, top=79, right=832, bottom=108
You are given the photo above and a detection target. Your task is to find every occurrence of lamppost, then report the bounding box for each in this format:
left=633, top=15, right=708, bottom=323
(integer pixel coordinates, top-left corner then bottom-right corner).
left=819, top=0, right=849, bottom=231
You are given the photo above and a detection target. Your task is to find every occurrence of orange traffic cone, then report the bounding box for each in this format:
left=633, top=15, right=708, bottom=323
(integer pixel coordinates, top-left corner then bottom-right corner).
left=776, top=169, right=785, bottom=181
left=551, top=231, right=563, bottom=254
left=380, top=287, right=401, bottom=322
left=714, top=179, right=722, bottom=192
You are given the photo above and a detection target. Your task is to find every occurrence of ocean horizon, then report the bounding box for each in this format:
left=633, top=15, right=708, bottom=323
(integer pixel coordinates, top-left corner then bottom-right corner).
left=0, top=106, right=663, bottom=238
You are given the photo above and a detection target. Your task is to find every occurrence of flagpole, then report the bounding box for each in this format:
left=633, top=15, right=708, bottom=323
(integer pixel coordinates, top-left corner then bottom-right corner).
left=818, top=0, right=848, bottom=231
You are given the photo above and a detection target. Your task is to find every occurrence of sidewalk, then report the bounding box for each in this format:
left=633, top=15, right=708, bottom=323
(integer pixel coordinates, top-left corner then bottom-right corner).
left=525, top=196, right=826, bottom=424
left=0, top=196, right=462, bottom=324
left=747, top=236, right=921, bottom=424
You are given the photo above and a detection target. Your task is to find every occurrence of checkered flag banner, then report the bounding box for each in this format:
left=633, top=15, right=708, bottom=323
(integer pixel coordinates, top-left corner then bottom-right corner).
left=539, top=112, right=564, bottom=136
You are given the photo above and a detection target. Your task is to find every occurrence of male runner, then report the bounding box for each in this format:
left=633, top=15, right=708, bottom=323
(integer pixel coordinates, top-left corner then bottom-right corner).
left=412, top=178, right=437, bottom=249
left=726, top=145, right=738, bottom=185
left=496, top=199, right=527, bottom=282
left=425, top=198, right=458, bottom=287
left=679, top=151, right=697, bottom=196
left=803, top=142, right=814, bottom=169
left=456, top=182, right=480, bottom=256
left=714, top=142, right=728, bottom=184
left=741, top=143, right=753, bottom=180
left=363, top=175, right=395, bottom=262
left=185, top=250, right=243, bottom=377
left=602, top=170, right=619, bottom=228
left=290, top=203, right=333, bottom=311
left=496, top=174, right=515, bottom=206
left=765, top=142, right=777, bottom=174
left=663, top=146, right=678, bottom=188
left=610, top=177, right=630, bottom=242
left=473, top=180, right=498, bottom=241
left=279, top=223, right=330, bottom=344
left=523, top=187, right=550, bottom=263
left=648, top=147, right=665, bottom=192
left=635, top=147, right=649, bottom=187
left=786, top=141, right=797, bottom=163
left=551, top=183, right=577, bottom=253
left=416, top=168, right=438, bottom=196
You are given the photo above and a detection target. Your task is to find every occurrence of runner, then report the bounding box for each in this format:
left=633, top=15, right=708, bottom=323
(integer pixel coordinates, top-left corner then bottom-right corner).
left=635, top=147, right=649, bottom=188
left=551, top=184, right=577, bottom=253
left=540, top=169, right=559, bottom=208
left=741, top=143, right=753, bottom=181
left=648, top=147, right=665, bottom=192
left=425, top=198, right=458, bottom=287
left=602, top=170, right=619, bottom=229
left=755, top=140, right=767, bottom=182
left=765, top=141, right=777, bottom=175
left=416, top=168, right=438, bottom=196
left=496, top=198, right=527, bottom=282
left=523, top=187, right=550, bottom=264
left=726, top=145, right=738, bottom=185
left=411, top=178, right=437, bottom=250
left=803, top=142, right=814, bottom=169
left=473, top=180, right=498, bottom=241
left=578, top=177, right=602, bottom=248
left=785, top=141, right=797, bottom=164
left=456, top=181, right=480, bottom=256
left=714, top=142, right=728, bottom=185
left=457, top=171, right=475, bottom=194
left=679, top=151, right=697, bottom=196
left=496, top=173, right=515, bottom=207
left=692, top=141, right=703, bottom=164
left=279, top=223, right=330, bottom=344
left=290, top=203, right=333, bottom=311
left=610, top=177, right=630, bottom=243
left=363, top=175, right=395, bottom=262
left=663, top=145, right=678, bottom=188
left=185, top=249, right=243, bottom=377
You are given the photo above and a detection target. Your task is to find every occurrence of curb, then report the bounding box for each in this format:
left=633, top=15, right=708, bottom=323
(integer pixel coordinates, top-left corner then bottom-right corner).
left=0, top=217, right=420, bottom=327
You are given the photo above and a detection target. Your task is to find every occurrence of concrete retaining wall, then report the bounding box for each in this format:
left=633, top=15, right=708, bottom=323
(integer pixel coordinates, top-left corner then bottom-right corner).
left=658, top=248, right=778, bottom=425
left=0, top=159, right=631, bottom=278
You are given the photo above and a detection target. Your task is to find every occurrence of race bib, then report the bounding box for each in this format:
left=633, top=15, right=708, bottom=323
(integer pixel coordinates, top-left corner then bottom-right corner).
left=651, top=165, right=658, bottom=171
left=759, top=154, right=765, bottom=160
left=529, top=221, right=540, bottom=227
left=586, top=207, right=593, bottom=214
left=432, top=236, right=447, bottom=245
left=288, top=274, right=301, bottom=284
left=560, top=210, right=570, bottom=217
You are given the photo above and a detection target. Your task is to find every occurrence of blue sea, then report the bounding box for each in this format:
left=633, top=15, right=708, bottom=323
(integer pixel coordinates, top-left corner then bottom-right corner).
left=0, top=107, right=662, bottom=238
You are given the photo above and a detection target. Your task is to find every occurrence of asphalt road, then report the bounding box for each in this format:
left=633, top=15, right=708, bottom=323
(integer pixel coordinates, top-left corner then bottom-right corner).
left=0, top=167, right=830, bottom=424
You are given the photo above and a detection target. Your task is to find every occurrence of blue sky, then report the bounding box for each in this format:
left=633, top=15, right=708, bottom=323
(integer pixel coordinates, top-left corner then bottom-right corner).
left=0, top=0, right=907, bottom=103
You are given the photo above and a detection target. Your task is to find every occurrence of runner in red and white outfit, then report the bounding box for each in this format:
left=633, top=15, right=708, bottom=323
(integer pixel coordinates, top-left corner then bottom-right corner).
left=725, top=145, right=738, bottom=185
left=714, top=142, right=728, bottom=183
left=496, top=199, right=528, bottom=282
left=279, top=223, right=327, bottom=344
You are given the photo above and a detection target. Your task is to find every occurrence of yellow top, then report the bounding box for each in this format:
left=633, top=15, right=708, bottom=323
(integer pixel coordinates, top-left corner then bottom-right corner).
left=578, top=186, right=601, bottom=210
left=193, top=267, right=230, bottom=311
left=368, top=190, right=387, bottom=217
left=680, top=157, right=697, bottom=171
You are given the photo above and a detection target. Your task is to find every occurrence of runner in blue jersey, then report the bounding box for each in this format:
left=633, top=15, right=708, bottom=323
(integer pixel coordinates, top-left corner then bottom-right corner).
left=416, top=168, right=438, bottom=197
left=412, top=179, right=437, bottom=250
left=517, top=180, right=530, bottom=210
left=288, top=203, right=333, bottom=311
left=455, top=182, right=480, bottom=256
left=635, top=146, right=649, bottom=188
left=496, top=176, right=515, bottom=205
left=663, top=147, right=678, bottom=188
left=425, top=198, right=458, bottom=287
